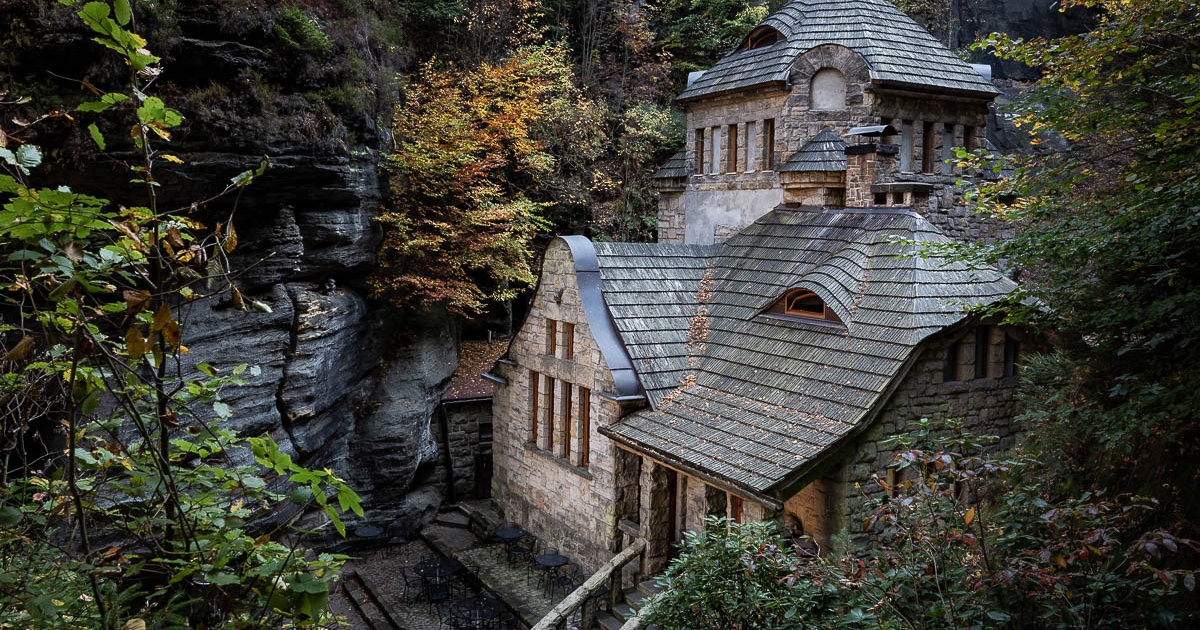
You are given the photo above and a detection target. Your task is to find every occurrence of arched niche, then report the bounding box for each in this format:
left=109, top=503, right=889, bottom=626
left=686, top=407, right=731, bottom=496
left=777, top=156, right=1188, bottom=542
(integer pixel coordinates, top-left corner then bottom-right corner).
left=810, top=68, right=847, bottom=111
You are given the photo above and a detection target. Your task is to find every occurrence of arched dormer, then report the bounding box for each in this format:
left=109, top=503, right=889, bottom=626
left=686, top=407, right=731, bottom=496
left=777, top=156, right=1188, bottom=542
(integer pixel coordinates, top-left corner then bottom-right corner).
left=764, top=288, right=844, bottom=325
left=742, top=25, right=782, bottom=51
left=810, top=68, right=846, bottom=110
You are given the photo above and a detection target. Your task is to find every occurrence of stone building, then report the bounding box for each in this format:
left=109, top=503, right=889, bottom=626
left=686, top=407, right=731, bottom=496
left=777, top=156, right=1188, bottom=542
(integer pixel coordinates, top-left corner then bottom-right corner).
left=489, top=0, right=1033, bottom=577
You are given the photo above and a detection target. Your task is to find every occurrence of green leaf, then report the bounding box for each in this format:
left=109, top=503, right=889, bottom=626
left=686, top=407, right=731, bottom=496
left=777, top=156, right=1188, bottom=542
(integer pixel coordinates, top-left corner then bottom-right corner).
left=26, top=593, right=59, bottom=621
left=15, top=144, right=42, bottom=171
left=114, top=0, right=131, bottom=25
left=88, top=122, right=106, bottom=150
left=0, top=506, right=22, bottom=527
left=207, top=572, right=242, bottom=586
left=77, top=92, right=129, bottom=113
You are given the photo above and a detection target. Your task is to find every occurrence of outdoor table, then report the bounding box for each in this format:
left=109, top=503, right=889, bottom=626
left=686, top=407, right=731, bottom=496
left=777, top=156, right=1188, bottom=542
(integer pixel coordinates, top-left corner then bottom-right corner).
left=534, top=553, right=569, bottom=594
left=451, top=595, right=504, bottom=628
left=413, top=555, right=465, bottom=603
left=414, top=555, right=464, bottom=582
left=495, top=525, right=526, bottom=545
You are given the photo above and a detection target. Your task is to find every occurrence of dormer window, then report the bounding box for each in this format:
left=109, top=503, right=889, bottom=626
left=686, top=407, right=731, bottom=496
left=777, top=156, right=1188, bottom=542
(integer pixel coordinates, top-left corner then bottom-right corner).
left=743, top=26, right=781, bottom=50
left=765, top=289, right=844, bottom=324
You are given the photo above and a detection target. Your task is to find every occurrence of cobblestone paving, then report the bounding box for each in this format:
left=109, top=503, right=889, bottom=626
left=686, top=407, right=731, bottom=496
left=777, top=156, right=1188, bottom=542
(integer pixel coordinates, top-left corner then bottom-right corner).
left=328, top=517, right=582, bottom=629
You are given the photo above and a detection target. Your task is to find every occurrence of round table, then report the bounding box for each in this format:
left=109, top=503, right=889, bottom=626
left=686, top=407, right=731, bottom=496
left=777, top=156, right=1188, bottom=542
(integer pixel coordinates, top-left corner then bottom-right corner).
left=495, top=526, right=526, bottom=544
left=414, top=555, right=464, bottom=581
left=534, top=553, right=569, bottom=594
left=452, top=595, right=505, bottom=628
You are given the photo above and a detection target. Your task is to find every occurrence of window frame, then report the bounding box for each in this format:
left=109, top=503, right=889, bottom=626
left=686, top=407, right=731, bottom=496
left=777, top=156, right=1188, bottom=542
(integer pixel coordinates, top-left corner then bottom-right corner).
left=762, top=118, right=775, bottom=170
left=765, top=288, right=844, bottom=325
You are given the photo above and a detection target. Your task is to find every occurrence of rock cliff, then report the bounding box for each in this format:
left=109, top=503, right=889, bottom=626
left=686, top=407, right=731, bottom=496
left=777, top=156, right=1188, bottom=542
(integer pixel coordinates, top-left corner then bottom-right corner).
left=0, top=0, right=456, bottom=529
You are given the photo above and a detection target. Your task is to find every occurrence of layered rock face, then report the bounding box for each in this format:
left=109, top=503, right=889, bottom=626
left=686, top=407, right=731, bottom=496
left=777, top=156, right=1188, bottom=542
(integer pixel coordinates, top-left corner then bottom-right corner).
left=0, top=1, right=456, bottom=528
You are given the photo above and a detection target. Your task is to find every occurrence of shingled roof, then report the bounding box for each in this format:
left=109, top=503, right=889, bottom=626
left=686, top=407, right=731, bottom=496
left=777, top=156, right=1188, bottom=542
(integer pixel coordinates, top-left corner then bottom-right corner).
left=779, top=128, right=848, bottom=172
left=594, top=242, right=717, bottom=407
left=651, top=150, right=690, bottom=180
left=598, top=207, right=1015, bottom=502
left=678, top=0, right=998, bottom=103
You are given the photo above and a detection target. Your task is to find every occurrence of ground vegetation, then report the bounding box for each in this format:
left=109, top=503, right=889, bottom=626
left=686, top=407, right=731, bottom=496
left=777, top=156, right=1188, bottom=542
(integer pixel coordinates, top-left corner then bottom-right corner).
left=1, top=2, right=361, bottom=627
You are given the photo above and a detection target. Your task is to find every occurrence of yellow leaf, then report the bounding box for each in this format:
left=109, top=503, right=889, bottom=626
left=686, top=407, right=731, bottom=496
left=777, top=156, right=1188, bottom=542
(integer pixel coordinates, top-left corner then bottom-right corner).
left=123, top=289, right=151, bottom=315
left=125, top=327, right=146, bottom=362
left=161, top=319, right=181, bottom=350
left=230, top=285, right=247, bottom=312
left=161, top=154, right=183, bottom=164
left=121, top=618, right=146, bottom=630
left=223, top=222, right=238, bottom=253
left=964, top=507, right=976, bottom=526
left=1, top=335, right=34, bottom=362
left=151, top=304, right=172, bottom=333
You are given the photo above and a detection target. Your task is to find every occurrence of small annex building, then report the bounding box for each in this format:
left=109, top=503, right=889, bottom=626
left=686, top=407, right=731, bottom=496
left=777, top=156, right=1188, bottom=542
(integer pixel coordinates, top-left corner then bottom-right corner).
left=489, top=0, right=1031, bottom=577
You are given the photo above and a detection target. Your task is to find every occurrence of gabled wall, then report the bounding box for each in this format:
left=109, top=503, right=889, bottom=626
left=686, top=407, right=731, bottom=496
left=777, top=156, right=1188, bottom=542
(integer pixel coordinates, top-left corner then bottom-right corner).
left=490, top=239, right=637, bottom=571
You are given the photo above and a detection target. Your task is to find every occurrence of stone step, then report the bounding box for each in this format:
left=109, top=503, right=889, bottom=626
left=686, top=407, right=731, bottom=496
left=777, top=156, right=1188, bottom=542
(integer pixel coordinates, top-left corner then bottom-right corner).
left=435, top=508, right=471, bottom=528
left=624, top=588, right=648, bottom=610
left=612, top=601, right=635, bottom=622
left=636, top=578, right=662, bottom=598
left=597, top=612, right=624, bottom=630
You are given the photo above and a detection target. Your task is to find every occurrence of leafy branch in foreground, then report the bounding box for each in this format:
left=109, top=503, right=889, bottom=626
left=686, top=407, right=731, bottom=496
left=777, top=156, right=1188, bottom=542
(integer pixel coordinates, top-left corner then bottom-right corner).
left=1, top=2, right=360, bottom=627
left=643, top=420, right=1199, bottom=630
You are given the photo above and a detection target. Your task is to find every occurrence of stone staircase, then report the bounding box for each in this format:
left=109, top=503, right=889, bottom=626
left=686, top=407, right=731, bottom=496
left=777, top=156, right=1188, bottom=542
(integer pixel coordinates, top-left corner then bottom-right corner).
left=596, top=579, right=661, bottom=630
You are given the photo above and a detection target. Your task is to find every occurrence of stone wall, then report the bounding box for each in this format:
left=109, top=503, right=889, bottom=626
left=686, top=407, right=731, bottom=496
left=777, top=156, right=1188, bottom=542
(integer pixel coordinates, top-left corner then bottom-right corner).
left=437, top=399, right=493, bottom=502
left=827, top=324, right=1035, bottom=545
left=781, top=44, right=874, bottom=152
left=491, top=239, right=629, bottom=572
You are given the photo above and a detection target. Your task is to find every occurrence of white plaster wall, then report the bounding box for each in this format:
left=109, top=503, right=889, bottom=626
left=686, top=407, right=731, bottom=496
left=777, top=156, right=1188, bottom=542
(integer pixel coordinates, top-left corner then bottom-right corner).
left=682, top=187, right=783, bottom=245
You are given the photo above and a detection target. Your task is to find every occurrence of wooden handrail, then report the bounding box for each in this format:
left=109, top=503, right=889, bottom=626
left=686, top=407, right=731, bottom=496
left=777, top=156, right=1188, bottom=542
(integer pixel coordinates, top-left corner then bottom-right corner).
left=530, top=538, right=647, bottom=630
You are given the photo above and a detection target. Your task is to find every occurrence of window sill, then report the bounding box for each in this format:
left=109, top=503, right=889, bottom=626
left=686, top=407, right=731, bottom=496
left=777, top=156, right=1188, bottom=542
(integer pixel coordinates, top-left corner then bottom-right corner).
left=523, top=442, right=593, bottom=480
left=758, top=312, right=847, bottom=330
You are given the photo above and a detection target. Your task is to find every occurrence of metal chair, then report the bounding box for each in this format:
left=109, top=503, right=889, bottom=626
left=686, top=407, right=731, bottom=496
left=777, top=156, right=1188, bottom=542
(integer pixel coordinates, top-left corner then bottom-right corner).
left=551, top=562, right=582, bottom=598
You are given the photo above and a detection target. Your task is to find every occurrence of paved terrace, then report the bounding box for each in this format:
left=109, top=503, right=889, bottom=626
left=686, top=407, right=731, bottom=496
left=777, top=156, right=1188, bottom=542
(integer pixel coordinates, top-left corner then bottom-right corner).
left=327, top=503, right=588, bottom=629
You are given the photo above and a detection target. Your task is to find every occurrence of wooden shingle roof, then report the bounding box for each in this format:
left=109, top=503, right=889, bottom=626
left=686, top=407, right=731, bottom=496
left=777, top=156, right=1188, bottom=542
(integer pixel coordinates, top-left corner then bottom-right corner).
left=779, top=128, right=848, bottom=172
left=599, top=207, right=1016, bottom=499
left=678, top=0, right=998, bottom=103
left=651, top=150, right=690, bottom=180
left=594, top=242, right=718, bottom=407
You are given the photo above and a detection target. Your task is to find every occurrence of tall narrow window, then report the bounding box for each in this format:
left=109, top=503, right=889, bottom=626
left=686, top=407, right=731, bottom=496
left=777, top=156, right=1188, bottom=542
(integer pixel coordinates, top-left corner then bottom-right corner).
left=729, top=494, right=744, bottom=523
left=546, top=318, right=557, bottom=356
left=727, top=124, right=738, bottom=172
left=975, top=326, right=990, bottom=379
left=694, top=129, right=705, bottom=174
left=552, top=321, right=574, bottom=360
left=745, top=121, right=757, bottom=172
left=558, top=383, right=572, bottom=459
left=963, top=125, right=976, bottom=153
left=922, top=121, right=936, bottom=173
left=544, top=376, right=556, bottom=451
left=577, top=387, right=590, bottom=468
left=762, top=118, right=775, bottom=169
left=943, top=343, right=960, bottom=382
left=941, top=123, right=954, bottom=174
left=1003, top=335, right=1020, bottom=377
left=900, top=120, right=914, bottom=172
left=529, top=370, right=540, bottom=444
left=710, top=126, right=721, bottom=175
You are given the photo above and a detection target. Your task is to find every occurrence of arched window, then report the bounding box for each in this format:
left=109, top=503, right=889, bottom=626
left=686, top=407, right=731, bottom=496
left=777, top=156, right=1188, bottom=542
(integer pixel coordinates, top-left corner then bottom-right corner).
left=744, top=26, right=781, bottom=50
left=810, top=68, right=846, bottom=111
left=766, top=289, right=844, bottom=324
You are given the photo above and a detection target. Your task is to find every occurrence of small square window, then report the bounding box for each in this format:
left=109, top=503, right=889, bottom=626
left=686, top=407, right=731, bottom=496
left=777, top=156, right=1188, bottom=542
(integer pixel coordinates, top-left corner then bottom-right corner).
left=874, top=192, right=887, bottom=205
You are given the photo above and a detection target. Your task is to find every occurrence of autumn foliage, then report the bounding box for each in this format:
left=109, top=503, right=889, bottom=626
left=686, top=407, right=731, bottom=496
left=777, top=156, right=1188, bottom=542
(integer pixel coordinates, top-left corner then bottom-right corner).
left=371, top=47, right=579, bottom=314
